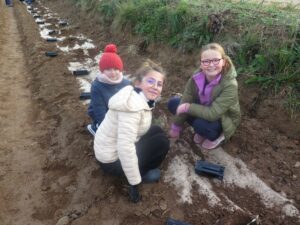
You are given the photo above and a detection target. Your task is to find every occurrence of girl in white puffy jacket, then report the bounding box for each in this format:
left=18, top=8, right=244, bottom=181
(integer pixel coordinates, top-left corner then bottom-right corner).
left=94, top=60, right=170, bottom=202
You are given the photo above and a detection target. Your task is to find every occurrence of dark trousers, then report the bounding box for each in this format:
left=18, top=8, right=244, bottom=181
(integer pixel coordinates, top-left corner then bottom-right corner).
left=5, top=0, right=12, bottom=5
left=168, top=96, right=222, bottom=141
left=100, top=125, right=170, bottom=179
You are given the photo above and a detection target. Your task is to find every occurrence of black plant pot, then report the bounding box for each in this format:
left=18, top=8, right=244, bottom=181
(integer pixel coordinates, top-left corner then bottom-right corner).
left=195, top=160, right=225, bottom=180
left=58, top=21, right=67, bottom=26
left=166, top=218, right=192, bottom=225
left=45, top=51, right=58, bottom=57
left=46, top=38, right=57, bottom=42
left=48, top=30, right=56, bottom=35
left=79, top=92, right=91, bottom=100
left=72, top=70, right=89, bottom=76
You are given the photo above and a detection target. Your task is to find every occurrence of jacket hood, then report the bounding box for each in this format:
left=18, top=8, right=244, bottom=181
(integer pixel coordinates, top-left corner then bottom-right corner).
left=108, top=85, right=151, bottom=112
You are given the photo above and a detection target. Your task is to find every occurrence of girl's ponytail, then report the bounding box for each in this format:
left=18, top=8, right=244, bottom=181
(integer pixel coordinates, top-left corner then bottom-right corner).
left=223, top=55, right=234, bottom=75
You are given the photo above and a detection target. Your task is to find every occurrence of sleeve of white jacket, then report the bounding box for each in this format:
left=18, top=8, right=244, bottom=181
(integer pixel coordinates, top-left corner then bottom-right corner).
left=117, top=111, right=142, bottom=185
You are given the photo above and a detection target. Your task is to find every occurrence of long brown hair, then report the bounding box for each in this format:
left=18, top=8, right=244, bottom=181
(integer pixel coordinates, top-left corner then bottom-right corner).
left=199, top=43, right=233, bottom=75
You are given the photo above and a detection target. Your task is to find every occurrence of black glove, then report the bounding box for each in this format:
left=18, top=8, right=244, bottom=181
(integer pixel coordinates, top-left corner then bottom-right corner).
left=128, top=185, right=141, bottom=203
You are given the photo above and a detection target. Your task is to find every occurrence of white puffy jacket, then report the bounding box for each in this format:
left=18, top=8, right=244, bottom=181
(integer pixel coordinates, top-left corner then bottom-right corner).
left=94, top=86, right=152, bottom=185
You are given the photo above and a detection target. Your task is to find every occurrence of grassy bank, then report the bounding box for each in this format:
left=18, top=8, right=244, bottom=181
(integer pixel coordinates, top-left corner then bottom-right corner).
left=72, top=0, right=300, bottom=113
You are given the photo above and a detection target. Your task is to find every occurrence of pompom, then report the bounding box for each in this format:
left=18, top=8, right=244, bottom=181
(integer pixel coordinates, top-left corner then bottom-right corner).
left=99, top=44, right=123, bottom=72
left=104, top=44, right=117, bottom=53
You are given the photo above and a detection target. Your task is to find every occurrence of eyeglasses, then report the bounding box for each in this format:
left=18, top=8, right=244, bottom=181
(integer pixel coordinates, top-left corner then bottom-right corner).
left=200, top=58, right=223, bottom=66
left=144, top=77, right=163, bottom=88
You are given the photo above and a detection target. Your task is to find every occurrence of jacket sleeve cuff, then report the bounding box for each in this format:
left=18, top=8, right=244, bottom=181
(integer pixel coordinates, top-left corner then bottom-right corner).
left=171, top=123, right=182, bottom=132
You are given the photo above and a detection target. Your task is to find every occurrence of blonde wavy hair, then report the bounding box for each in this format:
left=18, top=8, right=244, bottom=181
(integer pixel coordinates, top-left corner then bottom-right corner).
left=199, top=43, right=234, bottom=75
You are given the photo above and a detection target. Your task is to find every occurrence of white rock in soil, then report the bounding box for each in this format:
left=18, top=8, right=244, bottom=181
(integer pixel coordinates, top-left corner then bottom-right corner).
left=55, top=216, right=70, bottom=225
left=294, top=161, right=300, bottom=168
left=159, top=200, right=168, bottom=211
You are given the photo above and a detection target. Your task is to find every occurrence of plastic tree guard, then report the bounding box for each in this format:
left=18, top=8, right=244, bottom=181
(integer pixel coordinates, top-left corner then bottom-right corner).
left=79, top=92, right=91, bottom=100
left=72, top=70, right=89, bottom=76
left=45, top=51, right=58, bottom=57
left=166, top=218, right=192, bottom=225
left=195, top=160, right=225, bottom=180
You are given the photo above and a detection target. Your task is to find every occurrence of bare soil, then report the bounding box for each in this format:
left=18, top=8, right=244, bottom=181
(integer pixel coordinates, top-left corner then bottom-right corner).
left=0, top=1, right=299, bottom=225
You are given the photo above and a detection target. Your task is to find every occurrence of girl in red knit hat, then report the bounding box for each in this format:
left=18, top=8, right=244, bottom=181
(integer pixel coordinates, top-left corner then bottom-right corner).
left=87, top=44, right=130, bottom=136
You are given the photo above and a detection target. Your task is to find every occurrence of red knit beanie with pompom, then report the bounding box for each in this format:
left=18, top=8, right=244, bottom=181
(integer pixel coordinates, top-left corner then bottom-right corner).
left=99, top=44, right=123, bottom=72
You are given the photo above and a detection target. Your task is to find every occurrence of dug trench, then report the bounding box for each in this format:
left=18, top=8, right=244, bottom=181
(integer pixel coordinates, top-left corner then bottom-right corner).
left=0, top=1, right=299, bottom=225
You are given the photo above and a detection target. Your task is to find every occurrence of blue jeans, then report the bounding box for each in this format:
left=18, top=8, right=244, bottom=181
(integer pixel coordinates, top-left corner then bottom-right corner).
left=5, top=0, right=12, bottom=5
left=168, top=96, right=222, bottom=141
left=99, top=126, right=170, bottom=182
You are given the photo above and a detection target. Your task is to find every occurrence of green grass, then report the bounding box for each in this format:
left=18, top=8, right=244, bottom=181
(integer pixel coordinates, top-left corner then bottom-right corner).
left=71, top=0, right=300, bottom=112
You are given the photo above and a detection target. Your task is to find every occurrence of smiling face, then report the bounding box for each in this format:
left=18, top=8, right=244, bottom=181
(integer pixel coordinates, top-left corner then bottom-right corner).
left=102, top=68, right=122, bottom=81
left=200, top=49, right=225, bottom=81
left=135, top=70, right=164, bottom=100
